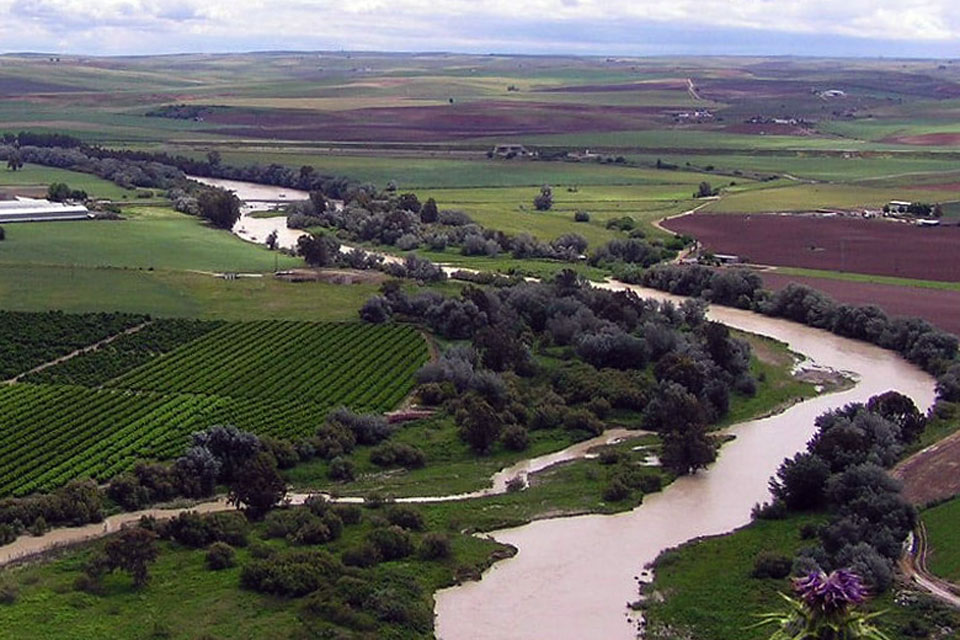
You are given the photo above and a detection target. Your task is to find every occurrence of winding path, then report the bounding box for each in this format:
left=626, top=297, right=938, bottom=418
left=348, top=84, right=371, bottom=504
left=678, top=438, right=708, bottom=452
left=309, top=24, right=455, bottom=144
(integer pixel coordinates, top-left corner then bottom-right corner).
left=900, top=524, right=960, bottom=609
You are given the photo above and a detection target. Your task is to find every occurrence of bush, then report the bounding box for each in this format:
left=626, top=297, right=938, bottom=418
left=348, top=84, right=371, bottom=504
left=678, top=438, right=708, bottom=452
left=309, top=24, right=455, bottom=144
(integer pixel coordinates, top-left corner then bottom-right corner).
left=240, top=549, right=342, bottom=597
left=501, top=425, right=530, bottom=451
left=751, top=551, right=792, bottom=579
left=366, top=526, right=414, bottom=561
left=328, top=457, right=356, bottom=482
left=206, top=542, right=236, bottom=570
left=385, top=505, right=425, bottom=531
left=341, top=542, right=381, bottom=568
left=419, top=532, right=452, bottom=560
left=603, top=478, right=631, bottom=502
left=369, top=442, right=426, bottom=469
left=332, top=504, right=362, bottom=526
left=574, top=211, right=590, bottom=222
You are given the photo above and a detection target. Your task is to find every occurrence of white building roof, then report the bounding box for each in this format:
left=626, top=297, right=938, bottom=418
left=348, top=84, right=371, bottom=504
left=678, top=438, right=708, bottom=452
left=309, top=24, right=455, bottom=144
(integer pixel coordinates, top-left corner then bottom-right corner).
left=0, top=197, right=91, bottom=223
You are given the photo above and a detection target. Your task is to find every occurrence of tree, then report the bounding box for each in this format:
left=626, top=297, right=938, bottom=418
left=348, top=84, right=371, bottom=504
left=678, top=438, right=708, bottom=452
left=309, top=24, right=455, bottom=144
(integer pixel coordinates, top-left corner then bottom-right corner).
left=197, top=188, right=241, bottom=229
left=456, top=394, right=503, bottom=454
left=104, top=526, right=159, bottom=588
left=420, top=197, right=438, bottom=223
left=228, top=451, right=286, bottom=520
left=206, top=150, right=222, bottom=167
left=309, top=190, right=327, bottom=214
left=398, top=192, right=421, bottom=214
left=6, top=153, right=23, bottom=172
left=696, top=181, right=714, bottom=198
left=297, top=233, right=339, bottom=267
left=533, top=185, right=553, bottom=211
left=866, top=391, right=926, bottom=444
left=47, top=182, right=72, bottom=202
left=770, top=452, right=831, bottom=510
left=264, top=229, right=278, bottom=251
left=660, top=419, right=717, bottom=475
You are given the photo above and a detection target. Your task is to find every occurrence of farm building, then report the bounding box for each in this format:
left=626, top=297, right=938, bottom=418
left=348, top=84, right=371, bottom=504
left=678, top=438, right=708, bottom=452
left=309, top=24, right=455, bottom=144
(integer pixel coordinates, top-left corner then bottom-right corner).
left=0, top=198, right=91, bottom=223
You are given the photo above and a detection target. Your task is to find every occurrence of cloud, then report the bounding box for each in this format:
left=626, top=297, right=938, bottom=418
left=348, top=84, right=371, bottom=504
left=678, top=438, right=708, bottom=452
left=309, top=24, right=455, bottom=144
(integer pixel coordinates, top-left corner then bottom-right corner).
left=0, top=0, right=958, bottom=56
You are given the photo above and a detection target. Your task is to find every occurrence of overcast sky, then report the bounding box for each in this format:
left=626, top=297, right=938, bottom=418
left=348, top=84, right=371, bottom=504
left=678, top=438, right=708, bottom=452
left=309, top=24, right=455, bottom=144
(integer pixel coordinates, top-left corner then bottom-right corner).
left=0, top=0, right=958, bottom=58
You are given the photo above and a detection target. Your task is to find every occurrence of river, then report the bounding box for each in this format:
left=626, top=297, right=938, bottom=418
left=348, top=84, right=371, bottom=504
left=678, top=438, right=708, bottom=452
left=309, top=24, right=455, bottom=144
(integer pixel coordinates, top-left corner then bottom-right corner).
left=187, top=175, right=311, bottom=251
left=434, top=284, right=936, bottom=640
left=182, top=178, right=937, bottom=638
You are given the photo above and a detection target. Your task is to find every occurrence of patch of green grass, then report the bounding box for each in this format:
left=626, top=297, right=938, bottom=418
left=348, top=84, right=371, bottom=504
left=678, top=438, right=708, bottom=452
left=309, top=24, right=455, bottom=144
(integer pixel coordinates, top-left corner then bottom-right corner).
left=0, top=265, right=378, bottom=321
left=644, top=512, right=827, bottom=640
left=923, top=495, right=960, bottom=583
left=772, top=266, right=960, bottom=292
left=0, top=207, right=301, bottom=273
left=0, top=163, right=134, bottom=200
left=0, top=506, right=503, bottom=639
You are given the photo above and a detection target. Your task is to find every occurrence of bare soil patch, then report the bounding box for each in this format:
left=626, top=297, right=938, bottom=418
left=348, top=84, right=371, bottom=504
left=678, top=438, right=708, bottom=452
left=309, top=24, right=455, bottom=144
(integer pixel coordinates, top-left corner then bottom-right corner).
left=205, top=100, right=666, bottom=142
left=665, top=213, right=960, bottom=283
left=894, top=431, right=960, bottom=506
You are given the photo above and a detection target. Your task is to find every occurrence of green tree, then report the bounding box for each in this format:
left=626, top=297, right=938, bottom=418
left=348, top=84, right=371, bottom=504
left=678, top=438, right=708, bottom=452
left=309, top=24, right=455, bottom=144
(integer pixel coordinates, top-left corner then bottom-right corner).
left=103, top=526, right=159, bottom=588
left=297, top=233, right=339, bottom=267
left=6, top=153, right=23, bottom=172
left=533, top=185, right=553, bottom=211
left=228, top=452, right=286, bottom=520
left=206, top=150, right=222, bottom=167
left=420, top=197, right=439, bottom=223
left=197, top=188, right=241, bottom=229
left=47, top=182, right=72, bottom=202
left=456, top=394, right=504, bottom=454
left=696, top=181, right=714, bottom=198
left=309, top=190, right=327, bottom=214
left=660, top=419, right=717, bottom=475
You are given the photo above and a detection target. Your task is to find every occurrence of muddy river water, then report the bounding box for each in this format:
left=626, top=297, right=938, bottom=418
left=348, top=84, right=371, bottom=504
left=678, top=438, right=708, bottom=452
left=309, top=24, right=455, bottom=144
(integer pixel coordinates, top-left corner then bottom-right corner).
left=434, top=285, right=936, bottom=640
left=184, top=178, right=937, bottom=639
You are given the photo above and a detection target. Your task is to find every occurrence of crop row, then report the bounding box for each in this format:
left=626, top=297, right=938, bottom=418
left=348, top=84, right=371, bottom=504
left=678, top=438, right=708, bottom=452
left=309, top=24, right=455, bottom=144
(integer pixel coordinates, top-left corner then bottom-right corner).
left=23, top=318, right=224, bottom=387
left=0, top=310, right=147, bottom=379
left=108, top=321, right=429, bottom=406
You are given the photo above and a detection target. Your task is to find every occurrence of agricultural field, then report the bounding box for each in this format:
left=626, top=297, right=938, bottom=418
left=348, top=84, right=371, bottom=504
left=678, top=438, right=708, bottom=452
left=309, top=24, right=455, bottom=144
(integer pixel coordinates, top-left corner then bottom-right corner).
left=664, top=213, right=960, bottom=282
left=0, top=163, right=136, bottom=200
left=0, top=314, right=428, bottom=496
left=923, top=496, right=960, bottom=583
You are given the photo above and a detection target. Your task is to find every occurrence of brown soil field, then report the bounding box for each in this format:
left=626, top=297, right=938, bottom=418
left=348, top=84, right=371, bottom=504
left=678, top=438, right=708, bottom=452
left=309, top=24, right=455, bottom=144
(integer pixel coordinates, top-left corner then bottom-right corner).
left=665, top=213, right=960, bottom=282
left=884, top=132, right=960, bottom=146
left=893, top=431, right=960, bottom=506
left=761, top=272, right=960, bottom=337
left=536, top=80, right=687, bottom=93
left=0, top=77, right=82, bottom=95
left=206, top=100, right=668, bottom=142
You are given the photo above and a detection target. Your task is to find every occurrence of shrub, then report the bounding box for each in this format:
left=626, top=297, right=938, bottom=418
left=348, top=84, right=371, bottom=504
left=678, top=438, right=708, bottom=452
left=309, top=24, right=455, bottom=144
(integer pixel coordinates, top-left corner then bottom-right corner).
left=240, top=549, right=342, bottom=597
left=574, top=211, right=590, bottom=222
left=603, top=478, right=631, bottom=502
left=366, top=526, right=414, bottom=561
left=501, top=425, right=530, bottom=451
left=419, top=532, right=452, bottom=560
left=369, top=442, right=426, bottom=469
left=385, top=505, right=425, bottom=531
left=328, top=457, right=356, bottom=482
left=341, top=542, right=381, bottom=568
left=0, top=575, right=17, bottom=604
left=206, top=542, right=236, bottom=570
left=751, top=551, right=792, bottom=579
left=332, top=504, right=362, bottom=526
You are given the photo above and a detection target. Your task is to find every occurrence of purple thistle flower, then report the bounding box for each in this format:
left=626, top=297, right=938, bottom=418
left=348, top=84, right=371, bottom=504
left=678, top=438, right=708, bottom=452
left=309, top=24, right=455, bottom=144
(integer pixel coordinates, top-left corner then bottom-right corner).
left=793, top=569, right=867, bottom=613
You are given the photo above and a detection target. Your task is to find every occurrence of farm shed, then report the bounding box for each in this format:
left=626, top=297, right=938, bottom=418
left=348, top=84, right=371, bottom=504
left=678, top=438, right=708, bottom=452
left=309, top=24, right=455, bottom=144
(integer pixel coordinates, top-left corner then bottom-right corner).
left=0, top=198, right=91, bottom=223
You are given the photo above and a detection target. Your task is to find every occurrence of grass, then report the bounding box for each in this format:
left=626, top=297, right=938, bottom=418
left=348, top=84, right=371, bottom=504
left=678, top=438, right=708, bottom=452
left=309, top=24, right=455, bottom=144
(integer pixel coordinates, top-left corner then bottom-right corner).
left=643, top=510, right=960, bottom=640
left=643, top=512, right=827, bottom=640
left=772, top=266, right=960, bottom=292
left=0, top=164, right=136, bottom=200
left=0, top=207, right=301, bottom=273
left=0, top=265, right=378, bottom=321
left=719, top=332, right=822, bottom=428
left=0, top=506, right=503, bottom=640
left=923, top=495, right=960, bottom=583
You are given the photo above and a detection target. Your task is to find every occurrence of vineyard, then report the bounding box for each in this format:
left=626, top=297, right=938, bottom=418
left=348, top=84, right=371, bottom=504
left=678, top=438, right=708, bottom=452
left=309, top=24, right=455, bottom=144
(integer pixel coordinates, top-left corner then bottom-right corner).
left=0, top=315, right=429, bottom=496
left=0, top=311, right=146, bottom=380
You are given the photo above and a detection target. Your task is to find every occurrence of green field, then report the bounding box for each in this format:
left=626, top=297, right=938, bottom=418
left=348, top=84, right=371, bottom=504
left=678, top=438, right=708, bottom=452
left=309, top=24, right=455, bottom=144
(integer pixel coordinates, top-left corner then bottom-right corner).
left=0, top=164, right=136, bottom=200
left=0, top=318, right=427, bottom=496
left=0, top=207, right=300, bottom=273
left=923, top=496, right=960, bottom=583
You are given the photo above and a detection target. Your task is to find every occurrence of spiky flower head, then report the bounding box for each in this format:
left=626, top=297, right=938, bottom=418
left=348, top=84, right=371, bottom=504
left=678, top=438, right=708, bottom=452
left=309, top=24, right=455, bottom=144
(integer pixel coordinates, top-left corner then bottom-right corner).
left=793, top=569, right=867, bottom=613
